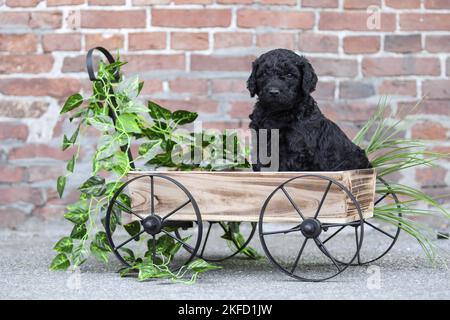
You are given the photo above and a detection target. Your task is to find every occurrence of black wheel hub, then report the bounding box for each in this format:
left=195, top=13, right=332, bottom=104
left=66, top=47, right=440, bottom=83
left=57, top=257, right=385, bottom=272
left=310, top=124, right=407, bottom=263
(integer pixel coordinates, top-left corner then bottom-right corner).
left=300, top=218, right=322, bottom=238
left=142, top=215, right=162, bottom=235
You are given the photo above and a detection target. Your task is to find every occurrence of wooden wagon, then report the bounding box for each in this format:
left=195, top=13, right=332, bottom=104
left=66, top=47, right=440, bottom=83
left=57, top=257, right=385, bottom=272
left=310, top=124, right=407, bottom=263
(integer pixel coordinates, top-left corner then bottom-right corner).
left=86, top=47, right=402, bottom=282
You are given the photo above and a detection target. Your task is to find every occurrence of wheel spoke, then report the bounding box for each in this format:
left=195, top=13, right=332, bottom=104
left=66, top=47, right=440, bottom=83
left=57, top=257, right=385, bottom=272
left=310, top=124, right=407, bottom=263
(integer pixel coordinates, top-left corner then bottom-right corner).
left=262, top=225, right=301, bottom=236
left=315, top=239, right=342, bottom=271
left=280, top=187, right=305, bottom=220
left=162, top=199, right=191, bottom=221
left=291, top=238, right=308, bottom=274
left=322, top=221, right=359, bottom=228
left=161, top=229, right=195, bottom=251
left=314, top=181, right=332, bottom=219
left=355, top=227, right=361, bottom=264
left=114, top=199, right=144, bottom=220
left=114, top=230, right=146, bottom=250
left=375, top=192, right=390, bottom=206
left=323, top=225, right=346, bottom=244
left=200, top=223, right=213, bottom=256
left=150, top=176, right=155, bottom=216
left=364, top=220, right=395, bottom=239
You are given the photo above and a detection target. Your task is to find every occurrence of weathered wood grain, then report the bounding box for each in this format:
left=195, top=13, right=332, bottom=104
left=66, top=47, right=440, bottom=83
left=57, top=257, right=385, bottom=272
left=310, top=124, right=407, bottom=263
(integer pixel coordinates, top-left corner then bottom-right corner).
left=127, top=169, right=376, bottom=224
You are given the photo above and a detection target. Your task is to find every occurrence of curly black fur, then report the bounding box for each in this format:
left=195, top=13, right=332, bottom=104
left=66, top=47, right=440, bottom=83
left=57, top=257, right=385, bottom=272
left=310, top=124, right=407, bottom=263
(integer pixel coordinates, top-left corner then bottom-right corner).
left=248, top=49, right=371, bottom=171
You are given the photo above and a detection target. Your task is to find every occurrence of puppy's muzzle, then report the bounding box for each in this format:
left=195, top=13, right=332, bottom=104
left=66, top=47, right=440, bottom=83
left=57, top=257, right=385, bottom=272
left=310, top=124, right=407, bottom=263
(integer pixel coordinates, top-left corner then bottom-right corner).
left=268, top=87, right=280, bottom=96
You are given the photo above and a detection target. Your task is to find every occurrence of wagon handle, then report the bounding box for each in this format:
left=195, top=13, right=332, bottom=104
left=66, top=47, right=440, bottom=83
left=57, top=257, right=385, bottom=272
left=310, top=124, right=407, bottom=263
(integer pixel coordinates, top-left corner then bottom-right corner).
left=85, top=47, right=135, bottom=169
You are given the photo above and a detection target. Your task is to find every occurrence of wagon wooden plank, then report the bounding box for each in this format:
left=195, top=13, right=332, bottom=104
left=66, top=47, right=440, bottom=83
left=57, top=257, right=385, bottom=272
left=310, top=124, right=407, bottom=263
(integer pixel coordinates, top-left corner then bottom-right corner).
left=126, top=169, right=376, bottom=224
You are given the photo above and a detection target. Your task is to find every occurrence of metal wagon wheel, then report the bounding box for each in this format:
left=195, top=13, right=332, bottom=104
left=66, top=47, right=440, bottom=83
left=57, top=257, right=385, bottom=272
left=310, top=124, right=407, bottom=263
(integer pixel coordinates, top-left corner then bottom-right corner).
left=259, top=174, right=364, bottom=282
left=175, top=221, right=257, bottom=262
left=105, top=174, right=203, bottom=271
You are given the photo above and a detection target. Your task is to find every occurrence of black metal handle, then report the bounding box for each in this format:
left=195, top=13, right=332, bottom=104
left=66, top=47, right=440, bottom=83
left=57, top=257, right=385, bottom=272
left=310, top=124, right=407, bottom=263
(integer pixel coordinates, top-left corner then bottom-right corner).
left=85, top=47, right=135, bottom=169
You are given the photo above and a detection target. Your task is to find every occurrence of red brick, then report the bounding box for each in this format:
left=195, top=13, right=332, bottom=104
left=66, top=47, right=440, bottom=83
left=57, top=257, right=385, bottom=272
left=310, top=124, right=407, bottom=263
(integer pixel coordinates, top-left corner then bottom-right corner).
left=171, top=32, right=209, bottom=51
left=191, top=55, right=254, bottom=72
left=448, top=57, right=450, bottom=76
left=202, top=121, right=244, bottom=130
left=47, top=0, right=84, bottom=4
left=173, top=0, right=212, bottom=3
left=431, top=146, right=450, bottom=161
left=122, top=54, right=185, bottom=72
left=0, top=12, right=31, bottom=28
left=0, top=34, right=38, bottom=53
left=339, top=81, right=375, bottom=99
left=214, top=32, right=253, bottom=49
left=211, top=78, right=248, bottom=94
left=298, top=33, right=338, bottom=53
left=321, top=102, right=378, bottom=122
left=379, top=80, right=416, bottom=97
left=0, top=123, right=28, bottom=141
left=260, top=0, right=295, bottom=4
left=88, top=0, right=125, bottom=4
left=238, top=9, right=314, bottom=29
left=216, top=0, right=252, bottom=3
left=425, top=0, right=450, bottom=9
left=80, top=10, right=146, bottom=28
left=6, top=0, right=40, bottom=7
left=30, top=11, right=63, bottom=29
left=0, top=208, right=28, bottom=229
left=137, top=79, right=164, bottom=95
left=152, top=9, right=231, bottom=28
left=398, top=100, right=450, bottom=116
left=42, top=33, right=81, bottom=52
left=362, top=57, right=440, bottom=76
left=0, top=166, right=25, bottom=183
left=344, top=0, right=380, bottom=9
left=425, top=36, right=450, bottom=53
left=26, top=166, right=63, bottom=182
left=384, top=35, right=422, bottom=53
left=343, top=36, right=380, bottom=54
left=62, top=56, right=87, bottom=72
left=154, top=99, right=218, bottom=114
left=8, top=144, right=74, bottom=161
left=400, top=14, right=450, bottom=31
left=302, top=0, right=338, bottom=7
left=416, top=167, right=447, bottom=188
left=257, top=33, right=296, bottom=50
left=312, top=81, right=335, bottom=100
left=411, top=122, right=447, bottom=140
left=85, top=33, right=124, bottom=50
left=0, top=78, right=80, bottom=97
left=0, top=187, right=45, bottom=206
left=319, top=12, right=395, bottom=31
left=422, top=80, right=450, bottom=100
left=0, top=55, right=54, bottom=74
left=128, top=32, right=166, bottom=50
left=309, top=58, right=358, bottom=77
left=169, top=78, right=208, bottom=95
left=0, top=100, right=49, bottom=118
left=385, top=0, right=420, bottom=8
left=132, top=0, right=170, bottom=4
left=229, top=101, right=253, bottom=119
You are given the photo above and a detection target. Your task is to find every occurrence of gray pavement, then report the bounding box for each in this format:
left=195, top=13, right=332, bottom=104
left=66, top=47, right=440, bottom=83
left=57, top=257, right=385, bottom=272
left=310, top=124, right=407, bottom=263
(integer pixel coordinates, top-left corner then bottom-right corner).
left=0, top=219, right=449, bottom=300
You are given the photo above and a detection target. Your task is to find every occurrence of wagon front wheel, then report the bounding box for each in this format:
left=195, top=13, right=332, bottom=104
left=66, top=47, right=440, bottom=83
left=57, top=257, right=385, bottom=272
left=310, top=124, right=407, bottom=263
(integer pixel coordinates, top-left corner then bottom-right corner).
left=259, top=174, right=364, bottom=282
left=104, top=174, right=203, bottom=271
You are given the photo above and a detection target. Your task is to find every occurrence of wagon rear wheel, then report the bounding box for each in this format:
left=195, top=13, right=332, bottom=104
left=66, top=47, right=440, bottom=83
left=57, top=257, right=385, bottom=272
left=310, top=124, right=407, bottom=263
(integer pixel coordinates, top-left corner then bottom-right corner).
left=259, top=174, right=364, bottom=282
left=175, top=221, right=257, bottom=262
left=105, top=174, right=203, bottom=271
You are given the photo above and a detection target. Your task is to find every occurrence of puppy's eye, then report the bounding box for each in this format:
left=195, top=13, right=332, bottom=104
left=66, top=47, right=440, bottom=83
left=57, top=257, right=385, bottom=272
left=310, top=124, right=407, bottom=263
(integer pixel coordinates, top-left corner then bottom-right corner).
left=285, top=73, right=294, bottom=78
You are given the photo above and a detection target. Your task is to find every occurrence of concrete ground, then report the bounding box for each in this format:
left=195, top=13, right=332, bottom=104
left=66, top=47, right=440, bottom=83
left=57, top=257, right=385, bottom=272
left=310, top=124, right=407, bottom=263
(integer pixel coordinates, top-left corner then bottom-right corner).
left=0, top=219, right=449, bottom=300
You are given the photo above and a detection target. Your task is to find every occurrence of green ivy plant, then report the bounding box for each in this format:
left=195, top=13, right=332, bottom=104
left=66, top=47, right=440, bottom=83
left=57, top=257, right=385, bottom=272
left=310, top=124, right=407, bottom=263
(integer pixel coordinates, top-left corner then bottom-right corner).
left=51, top=56, right=255, bottom=282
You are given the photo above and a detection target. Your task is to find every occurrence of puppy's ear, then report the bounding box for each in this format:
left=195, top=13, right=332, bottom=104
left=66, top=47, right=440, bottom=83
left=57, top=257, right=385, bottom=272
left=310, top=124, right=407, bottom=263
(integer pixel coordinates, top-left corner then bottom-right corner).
left=299, top=57, right=318, bottom=94
left=247, top=59, right=259, bottom=97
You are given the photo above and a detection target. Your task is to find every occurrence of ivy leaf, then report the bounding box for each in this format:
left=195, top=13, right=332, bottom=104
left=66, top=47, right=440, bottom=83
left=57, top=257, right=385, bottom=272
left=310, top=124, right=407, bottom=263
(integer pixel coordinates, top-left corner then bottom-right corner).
left=93, top=231, right=112, bottom=252
left=88, top=115, right=114, bottom=132
left=49, top=253, right=70, bottom=271
left=172, top=110, right=198, bottom=125
left=120, top=248, right=136, bottom=264
left=61, top=93, right=83, bottom=114
left=53, top=237, right=73, bottom=254
left=72, top=244, right=89, bottom=267
left=70, top=223, right=87, bottom=240
left=90, top=242, right=109, bottom=264
left=78, top=176, right=106, bottom=196
left=138, top=140, right=162, bottom=162
left=124, top=221, right=141, bottom=241
left=66, top=154, right=76, bottom=173
left=148, top=101, right=171, bottom=121
left=62, top=126, right=80, bottom=151
left=57, top=176, right=66, bottom=198
left=64, top=210, right=89, bottom=225
left=116, top=113, right=142, bottom=134
left=187, top=259, right=221, bottom=273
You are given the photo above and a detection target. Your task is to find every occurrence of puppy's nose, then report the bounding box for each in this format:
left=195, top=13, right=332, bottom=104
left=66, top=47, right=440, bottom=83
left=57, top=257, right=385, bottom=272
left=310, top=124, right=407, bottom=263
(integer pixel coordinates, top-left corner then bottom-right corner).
left=268, top=88, right=280, bottom=96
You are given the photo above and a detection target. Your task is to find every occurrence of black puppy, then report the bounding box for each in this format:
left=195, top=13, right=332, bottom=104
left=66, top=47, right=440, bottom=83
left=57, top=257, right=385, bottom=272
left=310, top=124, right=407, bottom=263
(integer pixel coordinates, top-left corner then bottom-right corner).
left=248, top=49, right=371, bottom=171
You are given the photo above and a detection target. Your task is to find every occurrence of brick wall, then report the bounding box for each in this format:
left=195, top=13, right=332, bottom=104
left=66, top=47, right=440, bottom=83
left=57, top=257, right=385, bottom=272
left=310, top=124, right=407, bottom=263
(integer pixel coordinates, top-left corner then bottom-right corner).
left=0, top=0, right=449, bottom=228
